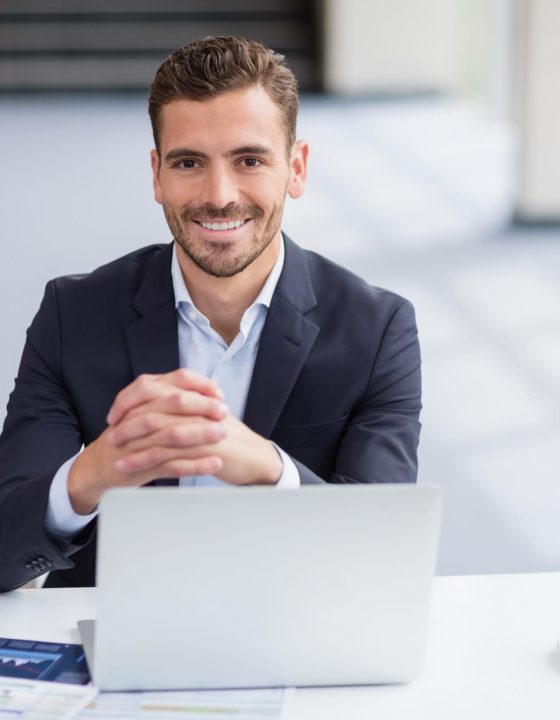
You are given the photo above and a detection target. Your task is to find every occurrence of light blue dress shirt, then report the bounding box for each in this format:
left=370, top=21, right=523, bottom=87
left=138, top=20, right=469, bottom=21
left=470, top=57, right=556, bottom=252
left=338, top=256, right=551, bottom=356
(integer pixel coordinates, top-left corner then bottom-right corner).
left=45, top=240, right=300, bottom=538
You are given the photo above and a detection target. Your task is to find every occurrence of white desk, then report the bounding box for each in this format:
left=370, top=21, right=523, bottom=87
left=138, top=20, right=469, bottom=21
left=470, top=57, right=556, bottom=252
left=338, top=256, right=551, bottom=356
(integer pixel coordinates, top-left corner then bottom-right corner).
left=1, top=573, right=559, bottom=719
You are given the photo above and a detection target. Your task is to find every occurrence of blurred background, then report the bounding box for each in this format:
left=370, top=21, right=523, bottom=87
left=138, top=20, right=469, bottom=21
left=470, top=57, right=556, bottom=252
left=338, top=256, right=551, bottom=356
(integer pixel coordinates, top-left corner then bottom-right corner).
left=0, top=0, right=558, bottom=575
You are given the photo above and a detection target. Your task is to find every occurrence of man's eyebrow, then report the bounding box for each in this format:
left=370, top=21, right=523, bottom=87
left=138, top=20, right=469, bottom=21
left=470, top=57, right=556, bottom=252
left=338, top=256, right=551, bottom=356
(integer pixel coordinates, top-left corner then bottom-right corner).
left=227, top=145, right=272, bottom=157
left=164, top=148, right=209, bottom=162
left=227, top=145, right=271, bottom=157
left=164, top=145, right=272, bottom=163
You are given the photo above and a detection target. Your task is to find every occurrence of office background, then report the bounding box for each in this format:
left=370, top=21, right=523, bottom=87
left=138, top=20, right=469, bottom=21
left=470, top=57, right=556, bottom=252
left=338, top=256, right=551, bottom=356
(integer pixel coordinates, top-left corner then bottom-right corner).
left=0, top=0, right=558, bottom=575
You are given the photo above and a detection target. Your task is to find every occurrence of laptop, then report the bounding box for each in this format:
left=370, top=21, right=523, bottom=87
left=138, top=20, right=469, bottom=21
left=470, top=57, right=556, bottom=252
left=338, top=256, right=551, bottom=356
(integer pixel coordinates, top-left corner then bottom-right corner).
left=78, top=484, right=441, bottom=690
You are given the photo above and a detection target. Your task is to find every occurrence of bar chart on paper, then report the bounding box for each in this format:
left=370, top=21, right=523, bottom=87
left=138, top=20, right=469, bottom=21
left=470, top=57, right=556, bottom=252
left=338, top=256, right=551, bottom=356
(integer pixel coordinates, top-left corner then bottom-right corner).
left=77, top=687, right=289, bottom=719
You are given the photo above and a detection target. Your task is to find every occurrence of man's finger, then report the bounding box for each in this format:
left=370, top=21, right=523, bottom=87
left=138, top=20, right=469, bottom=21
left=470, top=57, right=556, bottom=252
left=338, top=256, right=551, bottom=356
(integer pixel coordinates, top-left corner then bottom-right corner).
left=107, top=370, right=224, bottom=425
left=108, top=413, right=227, bottom=448
left=115, top=444, right=221, bottom=474
left=116, top=392, right=228, bottom=427
left=115, top=455, right=224, bottom=485
left=161, top=368, right=224, bottom=399
left=160, top=456, right=224, bottom=478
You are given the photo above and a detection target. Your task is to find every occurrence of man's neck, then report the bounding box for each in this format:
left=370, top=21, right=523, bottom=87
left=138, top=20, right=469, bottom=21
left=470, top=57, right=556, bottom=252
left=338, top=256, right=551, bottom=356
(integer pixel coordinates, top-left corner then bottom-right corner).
left=176, top=235, right=281, bottom=344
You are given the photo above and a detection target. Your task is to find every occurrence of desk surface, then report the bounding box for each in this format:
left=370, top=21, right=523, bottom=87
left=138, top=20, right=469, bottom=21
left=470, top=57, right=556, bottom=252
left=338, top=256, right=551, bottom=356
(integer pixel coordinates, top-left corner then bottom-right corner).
left=1, top=573, right=559, bottom=719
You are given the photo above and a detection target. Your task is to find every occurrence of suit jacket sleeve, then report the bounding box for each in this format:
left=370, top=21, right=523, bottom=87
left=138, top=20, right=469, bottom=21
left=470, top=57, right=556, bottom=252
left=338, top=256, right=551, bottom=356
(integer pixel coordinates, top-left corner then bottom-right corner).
left=0, top=281, right=93, bottom=592
left=291, top=299, right=421, bottom=486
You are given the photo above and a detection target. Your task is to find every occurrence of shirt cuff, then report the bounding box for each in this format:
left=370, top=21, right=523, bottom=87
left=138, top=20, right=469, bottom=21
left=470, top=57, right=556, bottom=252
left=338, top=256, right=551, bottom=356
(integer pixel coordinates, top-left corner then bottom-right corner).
left=270, top=443, right=301, bottom=489
left=45, top=452, right=99, bottom=540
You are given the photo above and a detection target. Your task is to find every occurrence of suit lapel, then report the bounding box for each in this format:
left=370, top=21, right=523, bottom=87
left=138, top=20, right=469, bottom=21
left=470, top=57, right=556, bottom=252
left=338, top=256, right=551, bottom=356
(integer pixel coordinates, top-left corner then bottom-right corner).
left=125, top=307, right=179, bottom=378
left=244, top=237, right=319, bottom=438
left=124, top=243, right=179, bottom=377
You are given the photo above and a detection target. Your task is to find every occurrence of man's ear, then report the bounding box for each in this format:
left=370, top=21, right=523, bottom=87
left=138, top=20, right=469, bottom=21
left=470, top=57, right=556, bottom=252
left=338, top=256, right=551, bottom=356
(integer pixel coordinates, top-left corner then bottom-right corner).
left=150, top=149, right=163, bottom=205
left=287, top=140, right=309, bottom=199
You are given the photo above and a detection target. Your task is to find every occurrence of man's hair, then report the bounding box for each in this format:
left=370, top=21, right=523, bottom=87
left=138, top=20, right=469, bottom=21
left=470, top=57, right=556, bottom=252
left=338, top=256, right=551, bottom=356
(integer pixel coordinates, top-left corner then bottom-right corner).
left=148, top=35, right=299, bottom=154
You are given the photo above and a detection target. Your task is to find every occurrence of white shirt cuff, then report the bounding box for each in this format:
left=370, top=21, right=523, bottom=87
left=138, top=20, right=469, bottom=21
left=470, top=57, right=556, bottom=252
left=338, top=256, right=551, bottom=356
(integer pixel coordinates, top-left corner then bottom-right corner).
left=45, top=452, right=99, bottom=540
left=270, top=443, right=301, bottom=489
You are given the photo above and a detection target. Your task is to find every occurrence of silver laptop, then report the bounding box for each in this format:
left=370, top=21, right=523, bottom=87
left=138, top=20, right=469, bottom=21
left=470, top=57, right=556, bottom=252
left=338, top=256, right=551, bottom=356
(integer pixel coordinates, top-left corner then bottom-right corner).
left=79, top=484, right=441, bottom=690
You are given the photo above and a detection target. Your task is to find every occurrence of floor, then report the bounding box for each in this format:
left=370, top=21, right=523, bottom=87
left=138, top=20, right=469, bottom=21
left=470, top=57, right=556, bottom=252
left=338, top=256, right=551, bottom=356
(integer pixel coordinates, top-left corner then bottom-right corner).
left=1, top=94, right=558, bottom=574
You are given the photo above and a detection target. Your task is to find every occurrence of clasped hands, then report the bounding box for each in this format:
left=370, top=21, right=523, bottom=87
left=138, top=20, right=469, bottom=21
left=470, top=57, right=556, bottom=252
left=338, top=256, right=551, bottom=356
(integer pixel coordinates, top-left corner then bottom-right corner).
left=68, top=369, right=283, bottom=515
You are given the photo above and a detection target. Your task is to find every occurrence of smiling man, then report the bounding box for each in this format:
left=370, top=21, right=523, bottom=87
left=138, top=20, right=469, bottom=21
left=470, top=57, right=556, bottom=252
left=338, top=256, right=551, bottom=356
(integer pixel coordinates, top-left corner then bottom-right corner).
left=0, top=36, right=422, bottom=591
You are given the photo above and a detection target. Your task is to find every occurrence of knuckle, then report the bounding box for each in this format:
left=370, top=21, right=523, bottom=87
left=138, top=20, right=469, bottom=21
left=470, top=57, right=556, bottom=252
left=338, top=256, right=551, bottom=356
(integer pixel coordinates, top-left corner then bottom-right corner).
left=137, top=374, right=152, bottom=392
left=143, top=413, right=159, bottom=432
left=197, top=396, right=212, bottom=413
left=200, top=419, right=214, bottom=434
left=209, top=400, right=223, bottom=417
left=167, top=460, right=188, bottom=476
left=112, top=391, right=125, bottom=410
left=203, top=458, right=221, bottom=474
left=170, top=391, right=184, bottom=410
left=209, top=423, right=225, bottom=439
left=121, top=455, right=137, bottom=471
left=147, top=447, right=164, bottom=465
left=111, top=429, right=125, bottom=444
left=178, top=368, right=191, bottom=382
left=167, top=426, right=184, bottom=445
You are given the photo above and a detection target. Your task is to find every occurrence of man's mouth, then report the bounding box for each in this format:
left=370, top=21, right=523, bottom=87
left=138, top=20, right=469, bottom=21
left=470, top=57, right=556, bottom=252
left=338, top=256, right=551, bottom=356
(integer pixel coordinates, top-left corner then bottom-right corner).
left=194, top=219, right=251, bottom=231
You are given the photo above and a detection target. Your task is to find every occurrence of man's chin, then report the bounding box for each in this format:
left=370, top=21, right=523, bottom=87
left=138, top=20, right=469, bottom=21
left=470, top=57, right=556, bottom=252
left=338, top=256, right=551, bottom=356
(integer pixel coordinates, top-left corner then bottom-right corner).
left=176, top=242, right=256, bottom=278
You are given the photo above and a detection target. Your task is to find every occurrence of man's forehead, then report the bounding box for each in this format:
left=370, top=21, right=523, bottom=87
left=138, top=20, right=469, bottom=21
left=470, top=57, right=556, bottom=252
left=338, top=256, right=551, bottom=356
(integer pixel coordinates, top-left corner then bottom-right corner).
left=157, top=87, right=286, bottom=151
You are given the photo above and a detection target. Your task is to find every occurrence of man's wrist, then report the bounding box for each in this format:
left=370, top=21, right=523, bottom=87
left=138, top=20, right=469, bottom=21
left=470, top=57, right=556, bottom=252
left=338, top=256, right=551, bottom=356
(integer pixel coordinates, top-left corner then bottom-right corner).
left=67, top=447, right=103, bottom=515
left=45, top=452, right=99, bottom=539
left=260, top=441, right=284, bottom=485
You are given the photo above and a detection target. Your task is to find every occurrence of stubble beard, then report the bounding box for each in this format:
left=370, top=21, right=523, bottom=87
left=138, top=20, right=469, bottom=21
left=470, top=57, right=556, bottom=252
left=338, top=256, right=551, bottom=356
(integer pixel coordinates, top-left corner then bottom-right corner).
left=163, top=202, right=284, bottom=279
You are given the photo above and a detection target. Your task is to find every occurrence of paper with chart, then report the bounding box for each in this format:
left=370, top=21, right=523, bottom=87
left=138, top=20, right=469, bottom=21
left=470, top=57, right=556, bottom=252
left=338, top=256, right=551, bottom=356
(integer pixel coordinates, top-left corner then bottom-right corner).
left=0, top=676, right=97, bottom=719
left=76, top=687, right=289, bottom=719
left=0, top=637, right=90, bottom=685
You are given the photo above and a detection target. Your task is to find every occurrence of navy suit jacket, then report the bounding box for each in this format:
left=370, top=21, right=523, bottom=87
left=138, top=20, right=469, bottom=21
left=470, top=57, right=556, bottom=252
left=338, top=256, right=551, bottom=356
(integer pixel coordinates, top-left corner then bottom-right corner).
left=0, top=237, right=421, bottom=591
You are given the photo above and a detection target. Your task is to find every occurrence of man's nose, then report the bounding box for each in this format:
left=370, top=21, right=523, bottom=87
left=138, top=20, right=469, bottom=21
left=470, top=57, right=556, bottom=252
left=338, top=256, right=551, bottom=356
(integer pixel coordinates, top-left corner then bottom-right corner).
left=202, top=165, right=239, bottom=210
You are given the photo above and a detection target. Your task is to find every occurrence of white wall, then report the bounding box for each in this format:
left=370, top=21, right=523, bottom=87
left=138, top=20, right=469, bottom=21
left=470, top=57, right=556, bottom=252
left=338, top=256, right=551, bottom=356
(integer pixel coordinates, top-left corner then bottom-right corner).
left=322, top=0, right=462, bottom=94
left=0, top=96, right=162, bottom=419
left=322, top=0, right=516, bottom=120
left=516, top=0, right=560, bottom=218
left=458, top=0, right=517, bottom=119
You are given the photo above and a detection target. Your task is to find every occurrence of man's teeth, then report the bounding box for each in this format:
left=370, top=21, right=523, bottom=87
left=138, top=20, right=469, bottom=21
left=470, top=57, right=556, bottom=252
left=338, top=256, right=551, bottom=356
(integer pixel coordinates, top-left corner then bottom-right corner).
left=199, top=219, right=246, bottom=231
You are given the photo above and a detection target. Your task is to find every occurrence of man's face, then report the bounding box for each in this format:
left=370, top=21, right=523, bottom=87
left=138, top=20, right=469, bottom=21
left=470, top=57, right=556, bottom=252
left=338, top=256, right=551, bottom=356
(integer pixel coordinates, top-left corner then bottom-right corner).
left=151, top=85, right=307, bottom=278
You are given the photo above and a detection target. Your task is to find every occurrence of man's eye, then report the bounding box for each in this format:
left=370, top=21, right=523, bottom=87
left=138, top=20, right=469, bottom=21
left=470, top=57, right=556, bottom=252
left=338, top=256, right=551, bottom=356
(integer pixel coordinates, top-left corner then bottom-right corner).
left=242, top=158, right=260, bottom=168
left=176, top=159, right=197, bottom=169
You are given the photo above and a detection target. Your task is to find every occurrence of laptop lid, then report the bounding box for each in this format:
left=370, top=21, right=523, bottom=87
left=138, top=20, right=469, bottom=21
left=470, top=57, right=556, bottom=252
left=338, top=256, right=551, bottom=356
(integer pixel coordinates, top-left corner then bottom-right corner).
left=90, top=484, right=441, bottom=690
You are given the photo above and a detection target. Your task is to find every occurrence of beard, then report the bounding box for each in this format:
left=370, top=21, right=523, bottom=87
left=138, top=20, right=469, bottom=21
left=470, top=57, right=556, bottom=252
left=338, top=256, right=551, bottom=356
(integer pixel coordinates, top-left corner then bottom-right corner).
left=163, top=201, right=284, bottom=278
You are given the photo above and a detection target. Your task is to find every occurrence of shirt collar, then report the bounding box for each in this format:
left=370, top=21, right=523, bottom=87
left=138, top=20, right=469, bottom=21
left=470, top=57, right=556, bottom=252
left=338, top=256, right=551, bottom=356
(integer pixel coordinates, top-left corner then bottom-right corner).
left=171, top=238, right=285, bottom=313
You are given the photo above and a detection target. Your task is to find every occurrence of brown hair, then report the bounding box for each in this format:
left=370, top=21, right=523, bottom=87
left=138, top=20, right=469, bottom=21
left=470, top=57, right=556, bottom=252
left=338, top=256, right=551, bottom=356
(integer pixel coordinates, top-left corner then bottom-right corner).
left=148, top=36, right=299, bottom=154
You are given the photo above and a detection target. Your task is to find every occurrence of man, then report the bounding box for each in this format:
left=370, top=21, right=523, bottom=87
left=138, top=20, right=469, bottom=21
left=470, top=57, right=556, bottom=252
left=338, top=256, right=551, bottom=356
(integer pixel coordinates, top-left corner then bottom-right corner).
left=0, top=36, right=421, bottom=592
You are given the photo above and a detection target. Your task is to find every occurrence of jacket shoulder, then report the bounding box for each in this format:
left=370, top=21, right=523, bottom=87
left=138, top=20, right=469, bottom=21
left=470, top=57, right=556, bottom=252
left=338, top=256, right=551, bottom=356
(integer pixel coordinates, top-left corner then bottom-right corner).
left=302, top=247, right=412, bottom=315
left=50, top=243, right=170, bottom=297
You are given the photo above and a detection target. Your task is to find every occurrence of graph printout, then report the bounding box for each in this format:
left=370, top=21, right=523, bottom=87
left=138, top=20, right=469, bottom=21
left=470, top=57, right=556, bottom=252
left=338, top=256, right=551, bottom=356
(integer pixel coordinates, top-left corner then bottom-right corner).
left=77, top=687, right=289, bottom=719
left=0, top=637, right=91, bottom=685
left=0, top=677, right=97, bottom=719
